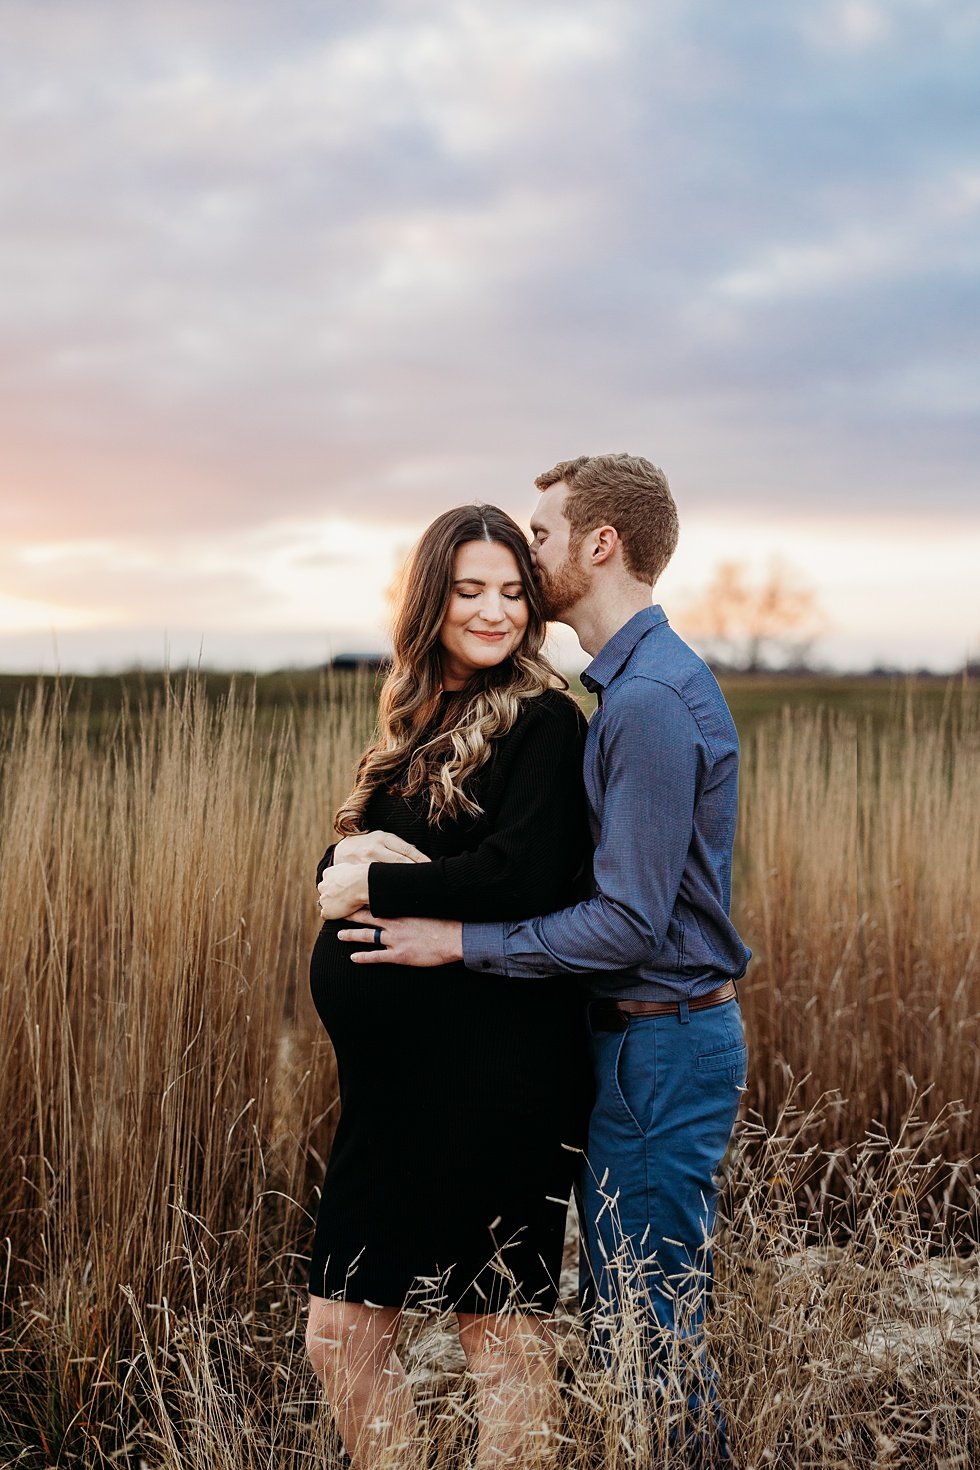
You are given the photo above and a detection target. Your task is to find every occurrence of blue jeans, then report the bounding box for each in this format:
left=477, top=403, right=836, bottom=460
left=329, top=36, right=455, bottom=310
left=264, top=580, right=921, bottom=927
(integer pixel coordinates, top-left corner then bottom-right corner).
left=580, top=997, right=748, bottom=1465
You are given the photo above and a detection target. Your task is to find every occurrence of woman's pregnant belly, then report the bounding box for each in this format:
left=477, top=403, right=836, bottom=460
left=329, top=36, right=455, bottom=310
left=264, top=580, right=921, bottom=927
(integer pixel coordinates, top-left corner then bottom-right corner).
left=309, top=922, right=592, bottom=1125
left=309, top=920, right=401, bottom=1040
left=309, top=922, right=459, bottom=1090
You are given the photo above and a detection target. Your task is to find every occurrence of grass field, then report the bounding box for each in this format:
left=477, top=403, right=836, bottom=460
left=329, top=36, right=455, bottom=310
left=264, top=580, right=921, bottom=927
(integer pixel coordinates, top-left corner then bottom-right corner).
left=0, top=663, right=965, bottom=733
left=1, top=671, right=977, bottom=1467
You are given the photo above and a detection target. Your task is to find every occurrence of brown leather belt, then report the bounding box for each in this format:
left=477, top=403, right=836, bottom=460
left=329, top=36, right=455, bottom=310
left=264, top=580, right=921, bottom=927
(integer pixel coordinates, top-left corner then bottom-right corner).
left=590, top=978, right=738, bottom=1032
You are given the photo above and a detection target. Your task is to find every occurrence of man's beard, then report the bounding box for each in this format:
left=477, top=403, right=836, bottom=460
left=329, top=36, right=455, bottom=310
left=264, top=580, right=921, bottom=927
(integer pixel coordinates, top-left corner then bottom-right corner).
left=536, top=553, right=589, bottom=620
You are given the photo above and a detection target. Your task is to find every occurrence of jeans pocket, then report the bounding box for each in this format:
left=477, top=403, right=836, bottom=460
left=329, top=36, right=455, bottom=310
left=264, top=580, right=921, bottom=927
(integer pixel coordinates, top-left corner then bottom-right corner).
left=613, top=1023, right=653, bottom=1136
left=696, top=1041, right=748, bottom=1089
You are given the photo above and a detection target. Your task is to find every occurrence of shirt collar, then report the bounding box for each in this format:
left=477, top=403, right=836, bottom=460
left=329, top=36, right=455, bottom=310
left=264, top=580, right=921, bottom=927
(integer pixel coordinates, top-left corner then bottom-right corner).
left=581, top=605, right=668, bottom=694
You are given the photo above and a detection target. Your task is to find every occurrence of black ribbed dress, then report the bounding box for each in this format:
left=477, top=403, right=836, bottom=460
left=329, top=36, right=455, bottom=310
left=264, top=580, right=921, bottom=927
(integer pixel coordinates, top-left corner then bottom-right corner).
left=308, top=688, right=593, bottom=1315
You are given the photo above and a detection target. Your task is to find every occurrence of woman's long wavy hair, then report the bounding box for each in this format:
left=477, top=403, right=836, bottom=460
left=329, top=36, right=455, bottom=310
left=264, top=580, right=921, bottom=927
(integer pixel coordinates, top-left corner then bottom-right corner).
left=335, top=504, right=566, bottom=833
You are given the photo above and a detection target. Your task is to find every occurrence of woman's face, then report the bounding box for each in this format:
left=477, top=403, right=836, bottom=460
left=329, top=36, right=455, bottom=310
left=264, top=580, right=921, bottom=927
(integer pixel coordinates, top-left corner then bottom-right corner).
left=438, top=539, right=531, bottom=689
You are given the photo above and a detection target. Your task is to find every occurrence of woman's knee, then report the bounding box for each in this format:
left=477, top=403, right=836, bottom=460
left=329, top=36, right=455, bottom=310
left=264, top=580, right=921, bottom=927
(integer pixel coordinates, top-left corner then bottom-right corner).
left=306, top=1297, right=350, bottom=1383
left=306, top=1297, right=400, bottom=1385
left=457, top=1311, right=555, bottom=1375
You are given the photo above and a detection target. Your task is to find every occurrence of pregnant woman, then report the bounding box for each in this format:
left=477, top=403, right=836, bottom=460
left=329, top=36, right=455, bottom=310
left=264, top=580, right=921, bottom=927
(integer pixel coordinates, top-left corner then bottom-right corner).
left=306, top=504, right=592, bottom=1468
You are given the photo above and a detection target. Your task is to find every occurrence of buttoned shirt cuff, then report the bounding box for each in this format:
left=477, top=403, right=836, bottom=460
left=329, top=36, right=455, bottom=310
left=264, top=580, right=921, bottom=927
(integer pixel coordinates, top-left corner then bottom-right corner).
left=462, top=921, right=510, bottom=975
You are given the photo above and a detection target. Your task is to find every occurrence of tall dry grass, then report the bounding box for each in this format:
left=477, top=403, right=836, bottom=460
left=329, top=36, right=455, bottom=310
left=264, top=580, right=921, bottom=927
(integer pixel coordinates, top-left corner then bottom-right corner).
left=740, top=692, right=980, bottom=1177
left=1, top=675, right=977, bottom=1467
left=0, top=676, right=374, bottom=1462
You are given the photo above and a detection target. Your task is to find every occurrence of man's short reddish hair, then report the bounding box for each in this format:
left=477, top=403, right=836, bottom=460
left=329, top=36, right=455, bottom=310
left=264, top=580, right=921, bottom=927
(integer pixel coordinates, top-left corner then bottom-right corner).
left=536, top=453, right=679, bottom=586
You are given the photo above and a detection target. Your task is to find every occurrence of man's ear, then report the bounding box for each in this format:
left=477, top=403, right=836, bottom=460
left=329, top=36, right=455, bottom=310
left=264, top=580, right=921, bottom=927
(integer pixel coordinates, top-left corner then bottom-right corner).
left=589, top=525, right=619, bottom=566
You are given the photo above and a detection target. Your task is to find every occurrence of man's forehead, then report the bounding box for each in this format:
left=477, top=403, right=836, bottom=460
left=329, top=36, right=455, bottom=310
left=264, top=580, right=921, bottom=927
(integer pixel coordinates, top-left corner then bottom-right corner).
left=530, top=481, right=568, bottom=528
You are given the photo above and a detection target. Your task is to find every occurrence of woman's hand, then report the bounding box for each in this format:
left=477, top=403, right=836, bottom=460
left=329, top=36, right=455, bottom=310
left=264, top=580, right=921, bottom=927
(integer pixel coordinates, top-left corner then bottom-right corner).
left=333, top=831, right=430, bottom=866
left=319, top=833, right=429, bottom=918
left=317, top=864, right=372, bottom=920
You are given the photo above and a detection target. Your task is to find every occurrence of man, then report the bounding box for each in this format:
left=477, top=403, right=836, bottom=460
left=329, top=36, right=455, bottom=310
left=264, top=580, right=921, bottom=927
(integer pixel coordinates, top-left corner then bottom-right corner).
left=337, top=453, right=751, bottom=1465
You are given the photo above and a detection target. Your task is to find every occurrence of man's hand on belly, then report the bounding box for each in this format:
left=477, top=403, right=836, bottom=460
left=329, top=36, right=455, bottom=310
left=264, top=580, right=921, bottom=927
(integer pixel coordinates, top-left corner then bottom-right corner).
left=338, top=908, right=464, bottom=968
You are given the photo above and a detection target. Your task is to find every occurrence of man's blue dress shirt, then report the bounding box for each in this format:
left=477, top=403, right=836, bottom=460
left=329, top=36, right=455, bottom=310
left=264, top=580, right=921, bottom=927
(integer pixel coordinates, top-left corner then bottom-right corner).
left=462, top=605, right=751, bottom=1001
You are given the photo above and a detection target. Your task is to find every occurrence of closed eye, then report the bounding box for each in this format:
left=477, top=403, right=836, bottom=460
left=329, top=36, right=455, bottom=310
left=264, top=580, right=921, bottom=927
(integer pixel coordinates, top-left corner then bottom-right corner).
left=455, top=588, right=525, bottom=601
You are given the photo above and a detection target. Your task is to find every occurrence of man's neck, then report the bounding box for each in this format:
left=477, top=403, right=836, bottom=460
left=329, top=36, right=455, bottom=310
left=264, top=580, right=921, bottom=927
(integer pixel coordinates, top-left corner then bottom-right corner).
left=564, top=586, right=655, bottom=658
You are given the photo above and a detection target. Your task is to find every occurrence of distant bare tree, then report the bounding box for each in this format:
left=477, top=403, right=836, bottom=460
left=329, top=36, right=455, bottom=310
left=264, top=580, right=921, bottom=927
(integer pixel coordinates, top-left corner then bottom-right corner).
left=680, top=559, right=826, bottom=671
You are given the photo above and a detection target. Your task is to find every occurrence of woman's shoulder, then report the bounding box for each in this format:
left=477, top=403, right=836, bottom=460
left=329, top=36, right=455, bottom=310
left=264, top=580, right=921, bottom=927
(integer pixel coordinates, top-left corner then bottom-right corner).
left=514, top=686, right=589, bottom=739
left=476, top=687, right=587, bottom=805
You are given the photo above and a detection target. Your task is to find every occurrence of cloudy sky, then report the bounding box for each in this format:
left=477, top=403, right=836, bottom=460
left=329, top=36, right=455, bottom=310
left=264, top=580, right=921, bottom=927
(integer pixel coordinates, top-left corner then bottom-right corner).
left=2, top=0, right=978, bottom=673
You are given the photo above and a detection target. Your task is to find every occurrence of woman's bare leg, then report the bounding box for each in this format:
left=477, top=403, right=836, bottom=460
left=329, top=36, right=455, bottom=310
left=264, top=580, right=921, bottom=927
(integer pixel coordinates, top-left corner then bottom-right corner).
left=457, top=1310, right=558, bottom=1469
left=307, top=1296, right=418, bottom=1468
